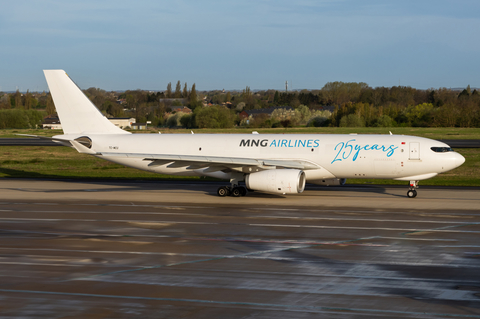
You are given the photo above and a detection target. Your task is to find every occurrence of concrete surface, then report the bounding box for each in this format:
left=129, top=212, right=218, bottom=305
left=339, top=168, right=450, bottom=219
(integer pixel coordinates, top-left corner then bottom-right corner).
left=0, top=179, right=479, bottom=318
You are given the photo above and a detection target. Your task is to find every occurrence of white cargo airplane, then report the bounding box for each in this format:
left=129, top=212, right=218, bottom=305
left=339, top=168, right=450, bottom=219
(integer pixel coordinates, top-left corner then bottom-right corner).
left=32, top=70, right=465, bottom=198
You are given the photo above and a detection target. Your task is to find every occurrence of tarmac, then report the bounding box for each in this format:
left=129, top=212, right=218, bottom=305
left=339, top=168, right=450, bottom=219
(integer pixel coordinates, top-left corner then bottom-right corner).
left=0, top=179, right=479, bottom=318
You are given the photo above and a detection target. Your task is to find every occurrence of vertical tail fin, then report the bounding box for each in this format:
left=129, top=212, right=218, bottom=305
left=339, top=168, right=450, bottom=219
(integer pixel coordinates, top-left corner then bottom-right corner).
left=44, top=70, right=130, bottom=135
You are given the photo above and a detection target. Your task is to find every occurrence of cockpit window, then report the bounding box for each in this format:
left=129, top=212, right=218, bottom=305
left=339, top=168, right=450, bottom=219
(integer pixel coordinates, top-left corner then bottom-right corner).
left=431, top=147, right=453, bottom=153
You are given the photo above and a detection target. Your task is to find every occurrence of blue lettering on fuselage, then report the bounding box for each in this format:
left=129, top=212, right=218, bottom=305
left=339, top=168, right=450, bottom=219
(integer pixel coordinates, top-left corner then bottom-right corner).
left=266, top=139, right=320, bottom=148
left=331, top=139, right=398, bottom=164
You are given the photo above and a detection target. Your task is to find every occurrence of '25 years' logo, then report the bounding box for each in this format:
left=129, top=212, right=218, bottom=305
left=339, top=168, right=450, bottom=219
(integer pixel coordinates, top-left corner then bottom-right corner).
left=332, top=139, right=398, bottom=164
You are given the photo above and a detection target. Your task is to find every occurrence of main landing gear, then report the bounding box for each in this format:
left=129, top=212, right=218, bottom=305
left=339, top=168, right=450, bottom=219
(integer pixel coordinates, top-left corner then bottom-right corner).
left=217, top=176, right=248, bottom=197
left=217, top=185, right=248, bottom=197
left=407, top=180, right=419, bottom=198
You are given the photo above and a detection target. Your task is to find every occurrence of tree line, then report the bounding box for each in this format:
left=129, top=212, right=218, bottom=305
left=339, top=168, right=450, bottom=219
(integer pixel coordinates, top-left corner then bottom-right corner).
left=0, top=81, right=478, bottom=129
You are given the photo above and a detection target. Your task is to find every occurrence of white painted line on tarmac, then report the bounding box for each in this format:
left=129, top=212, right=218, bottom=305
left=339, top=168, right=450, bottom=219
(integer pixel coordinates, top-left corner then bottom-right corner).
left=1, top=216, right=478, bottom=233
left=0, top=261, right=91, bottom=267
left=7, top=210, right=208, bottom=217
left=437, top=245, right=480, bottom=248
left=249, top=223, right=480, bottom=233
left=253, top=207, right=480, bottom=217
left=0, top=247, right=255, bottom=259
left=0, top=218, right=217, bottom=225
left=379, top=237, right=456, bottom=241
left=252, top=215, right=470, bottom=224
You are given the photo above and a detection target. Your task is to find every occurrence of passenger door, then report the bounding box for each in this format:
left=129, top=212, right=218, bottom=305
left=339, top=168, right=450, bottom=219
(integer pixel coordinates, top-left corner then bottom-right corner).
left=409, top=142, right=420, bottom=160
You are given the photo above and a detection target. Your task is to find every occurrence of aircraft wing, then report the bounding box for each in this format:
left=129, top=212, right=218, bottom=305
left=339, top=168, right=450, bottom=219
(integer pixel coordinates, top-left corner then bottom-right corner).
left=99, top=152, right=320, bottom=172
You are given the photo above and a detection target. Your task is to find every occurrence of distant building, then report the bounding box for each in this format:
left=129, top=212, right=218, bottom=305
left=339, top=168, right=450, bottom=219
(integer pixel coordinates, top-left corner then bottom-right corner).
left=164, top=106, right=193, bottom=120
left=42, top=116, right=136, bottom=130
left=131, top=123, right=148, bottom=130
left=42, top=115, right=62, bottom=130
left=109, top=117, right=136, bottom=129
left=171, top=106, right=192, bottom=114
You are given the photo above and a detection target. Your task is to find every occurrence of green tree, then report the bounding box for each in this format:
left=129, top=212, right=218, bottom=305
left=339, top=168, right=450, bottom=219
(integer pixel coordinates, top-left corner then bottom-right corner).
left=339, top=114, right=365, bottom=127
left=180, top=113, right=195, bottom=128
left=14, top=90, right=23, bottom=109
left=322, top=81, right=369, bottom=105
left=273, top=91, right=279, bottom=105
left=374, top=115, right=395, bottom=127
left=404, top=103, right=434, bottom=126
left=24, top=90, right=32, bottom=110
left=306, top=110, right=331, bottom=127
left=166, top=82, right=172, bottom=98
left=242, top=86, right=255, bottom=109
left=104, top=101, right=124, bottom=117
left=175, top=81, right=182, bottom=98
left=183, top=82, right=188, bottom=98
left=166, top=112, right=185, bottom=127
left=45, top=94, right=56, bottom=115
left=189, top=83, right=198, bottom=109
left=0, top=109, right=45, bottom=129
left=294, top=105, right=311, bottom=125
left=0, top=93, right=11, bottom=109
left=195, top=105, right=235, bottom=128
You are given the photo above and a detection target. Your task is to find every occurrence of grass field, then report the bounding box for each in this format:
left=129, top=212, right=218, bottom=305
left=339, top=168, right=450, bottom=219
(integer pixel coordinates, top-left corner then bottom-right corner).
left=0, top=144, right=478, bottom=187
left=3, top=127, right=480, bottom=140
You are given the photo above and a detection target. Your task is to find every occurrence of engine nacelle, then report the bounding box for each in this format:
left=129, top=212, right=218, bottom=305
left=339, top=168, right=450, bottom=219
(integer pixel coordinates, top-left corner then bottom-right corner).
left=310, top=178, right=347, bottom=186
left=245, top=169, right=306, bottom=194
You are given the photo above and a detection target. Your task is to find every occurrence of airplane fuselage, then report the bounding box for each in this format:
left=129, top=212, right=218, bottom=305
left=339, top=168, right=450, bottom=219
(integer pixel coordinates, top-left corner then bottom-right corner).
left=61, top=133, right=464, bottom=184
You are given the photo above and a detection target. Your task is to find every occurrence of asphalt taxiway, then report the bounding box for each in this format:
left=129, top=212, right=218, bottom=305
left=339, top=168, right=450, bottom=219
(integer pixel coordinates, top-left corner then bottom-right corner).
left=0, top=179, right=479, bottom=318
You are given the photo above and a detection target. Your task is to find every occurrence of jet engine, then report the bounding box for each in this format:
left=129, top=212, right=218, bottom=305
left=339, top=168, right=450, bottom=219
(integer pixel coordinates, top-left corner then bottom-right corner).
left=245, top=169, right=306, bottom=194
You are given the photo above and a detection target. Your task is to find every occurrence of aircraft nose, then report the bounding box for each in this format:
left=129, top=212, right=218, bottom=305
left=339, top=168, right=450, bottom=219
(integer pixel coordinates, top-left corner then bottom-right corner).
left=455, top=152, right=465, bottom=168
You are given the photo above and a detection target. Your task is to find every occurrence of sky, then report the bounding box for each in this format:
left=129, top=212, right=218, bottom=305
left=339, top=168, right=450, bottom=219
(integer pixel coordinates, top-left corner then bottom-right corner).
left=1, top=0, right=479, bottom=92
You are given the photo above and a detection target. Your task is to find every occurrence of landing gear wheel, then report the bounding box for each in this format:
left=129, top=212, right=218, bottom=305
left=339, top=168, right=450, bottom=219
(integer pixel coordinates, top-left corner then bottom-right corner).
left=231, top=187, right=242, bottom=197
left=239, top=186, right=247, bottom=196
left=217, top=186, right=229, bottom=197
left=407, top=190, right=417, bottom=198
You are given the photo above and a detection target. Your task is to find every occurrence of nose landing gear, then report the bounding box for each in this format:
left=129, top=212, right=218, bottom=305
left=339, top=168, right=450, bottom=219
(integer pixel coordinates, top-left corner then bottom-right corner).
left=407, top=180, right=419, bottom=198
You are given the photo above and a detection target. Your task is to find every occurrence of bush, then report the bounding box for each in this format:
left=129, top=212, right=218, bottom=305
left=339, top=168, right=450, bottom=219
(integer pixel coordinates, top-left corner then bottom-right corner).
left=179, top=113, right=195, bottom=128
left=339, top=114, right=365, bottom=127
left=374, top=115, right=396, bottom=127
left=195, top=105, right=235, bottom=128
left=166, top=112, right=185, bottom=127
left=0, top=109, right=46, bottom=129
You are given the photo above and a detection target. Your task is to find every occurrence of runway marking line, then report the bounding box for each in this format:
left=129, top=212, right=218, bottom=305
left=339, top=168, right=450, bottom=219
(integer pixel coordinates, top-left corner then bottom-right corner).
left=2, top=217, right=480, bottom=234
left=402, top=222, right=480, bottom=236
left=9, top=209, right=478, bottom=225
